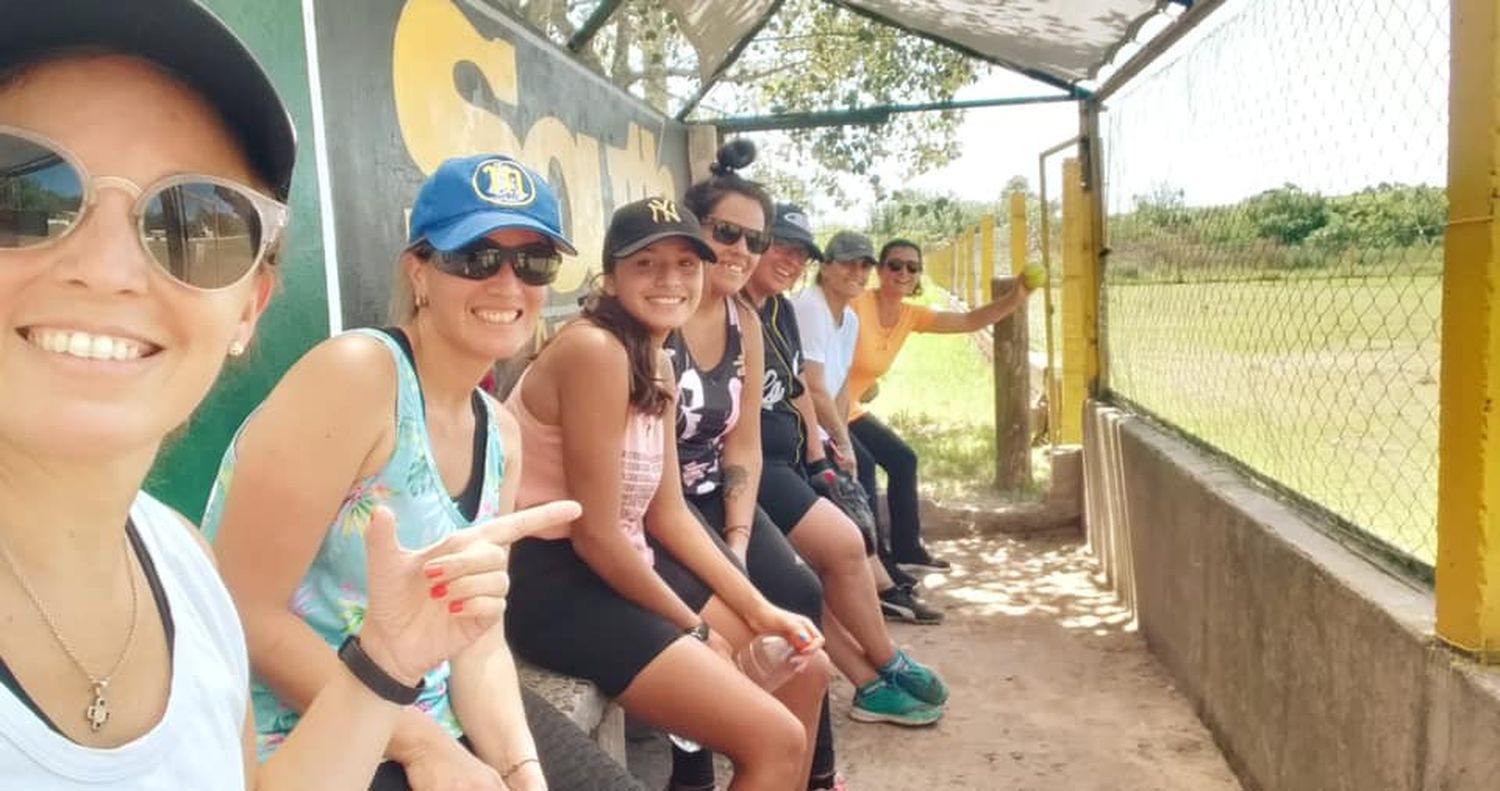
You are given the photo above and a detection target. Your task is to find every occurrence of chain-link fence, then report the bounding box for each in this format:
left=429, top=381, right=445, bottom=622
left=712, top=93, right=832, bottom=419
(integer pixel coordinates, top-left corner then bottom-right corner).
left=1099, top=0, right=1448, bottom=570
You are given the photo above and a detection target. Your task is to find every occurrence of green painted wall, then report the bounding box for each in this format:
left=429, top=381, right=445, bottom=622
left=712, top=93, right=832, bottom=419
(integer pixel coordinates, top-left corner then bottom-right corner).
left=145, top=0, right=331, bottom=519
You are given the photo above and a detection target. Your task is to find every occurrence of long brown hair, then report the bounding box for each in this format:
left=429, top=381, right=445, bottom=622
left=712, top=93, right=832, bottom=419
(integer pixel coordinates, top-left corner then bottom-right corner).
left=579, top=280, right=673, bottom=418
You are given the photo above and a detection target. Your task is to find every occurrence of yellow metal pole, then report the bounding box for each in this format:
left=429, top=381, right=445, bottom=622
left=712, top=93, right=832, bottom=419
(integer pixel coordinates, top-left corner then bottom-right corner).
left=1436, top=0, right=1500, bottom=659
left=957, top=228, right=971, bottom=306
left=981, top=214, right=997, bottom=301
left=1060, top=158, right=1087, bottom=444
left=1009, top=192, right=1028, bottom=276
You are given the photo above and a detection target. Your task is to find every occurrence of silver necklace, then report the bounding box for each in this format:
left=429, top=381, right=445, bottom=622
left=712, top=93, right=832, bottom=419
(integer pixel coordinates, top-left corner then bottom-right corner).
left=0, top=527, right=140, bottom=733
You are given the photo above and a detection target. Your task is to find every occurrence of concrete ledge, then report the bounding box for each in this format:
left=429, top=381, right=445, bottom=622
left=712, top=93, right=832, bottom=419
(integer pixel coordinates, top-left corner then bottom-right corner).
left=1083, top=400, right=1500, bottom=791
left=518, top=663, right=626, bottom=766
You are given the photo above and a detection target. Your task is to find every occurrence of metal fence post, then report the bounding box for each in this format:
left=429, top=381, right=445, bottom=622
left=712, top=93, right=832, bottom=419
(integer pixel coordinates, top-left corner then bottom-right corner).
left=1060, top=157, right=1090, bottom=443
left=1436, top=0, right=1500, bottom=660
left=981, top=214, right=996, bottom=301
left=1009, top=192, right=1028, bottom=275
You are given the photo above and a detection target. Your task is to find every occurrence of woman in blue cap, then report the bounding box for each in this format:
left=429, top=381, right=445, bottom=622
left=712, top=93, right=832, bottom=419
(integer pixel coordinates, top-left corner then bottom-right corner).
left=204, top=155, right=642, bottom=790
left=0, top=1, right=576, bottom=788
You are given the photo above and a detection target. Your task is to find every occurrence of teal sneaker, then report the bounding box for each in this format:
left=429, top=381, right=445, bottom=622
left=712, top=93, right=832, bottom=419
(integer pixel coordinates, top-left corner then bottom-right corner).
left=849, top=678, right=943, bottom=726
left=879, top=649, right=949, bottom=706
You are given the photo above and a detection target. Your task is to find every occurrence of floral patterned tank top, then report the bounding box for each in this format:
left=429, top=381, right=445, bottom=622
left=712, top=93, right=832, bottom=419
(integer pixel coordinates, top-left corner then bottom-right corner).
left=200, top=328, right=505, bottom=758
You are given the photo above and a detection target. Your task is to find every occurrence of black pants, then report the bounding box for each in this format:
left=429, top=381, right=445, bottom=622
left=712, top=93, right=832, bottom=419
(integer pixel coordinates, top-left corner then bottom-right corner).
left=670, top=495, right=836, bottom=786
left=368, top=686, right=643, bottom=789
left=850, top=414, right=924, bottom=561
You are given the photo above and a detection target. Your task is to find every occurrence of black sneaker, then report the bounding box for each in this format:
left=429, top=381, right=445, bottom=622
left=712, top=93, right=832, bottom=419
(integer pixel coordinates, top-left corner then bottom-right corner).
left=879, top=586, right=944, bottom=625
left=895, top=547, right=951, bottom=572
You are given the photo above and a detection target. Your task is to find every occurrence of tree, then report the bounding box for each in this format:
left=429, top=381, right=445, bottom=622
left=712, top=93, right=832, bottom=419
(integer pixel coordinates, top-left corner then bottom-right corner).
left=507, top=0, right=978, bottom=207
left=1244, top=183, right=1328, bottom=245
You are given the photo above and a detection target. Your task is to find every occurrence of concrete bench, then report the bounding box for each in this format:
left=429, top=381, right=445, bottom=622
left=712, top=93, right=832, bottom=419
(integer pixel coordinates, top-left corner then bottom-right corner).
left=518, top=662, right=626, bottom=766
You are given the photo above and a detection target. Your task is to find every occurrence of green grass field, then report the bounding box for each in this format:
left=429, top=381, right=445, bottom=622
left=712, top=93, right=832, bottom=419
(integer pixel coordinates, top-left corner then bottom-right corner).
left=1105, top=274, right=1441, bottom=566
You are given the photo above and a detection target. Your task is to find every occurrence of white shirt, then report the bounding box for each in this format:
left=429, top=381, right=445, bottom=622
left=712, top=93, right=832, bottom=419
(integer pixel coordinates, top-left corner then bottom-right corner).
left=790, top=286, right=860, bottom=398
left=0, top=492, right=249, bottom=790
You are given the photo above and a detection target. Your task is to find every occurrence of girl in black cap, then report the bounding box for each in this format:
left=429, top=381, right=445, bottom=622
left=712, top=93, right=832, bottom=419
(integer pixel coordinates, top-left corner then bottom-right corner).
left=504, top=197, right=831, bottom=790
left=0, top=2, right=575, bottom=788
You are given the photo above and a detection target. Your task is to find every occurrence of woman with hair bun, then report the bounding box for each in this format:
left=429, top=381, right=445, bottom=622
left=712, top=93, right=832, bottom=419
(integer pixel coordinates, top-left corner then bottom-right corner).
left=666, top=140, right=849, bottom=790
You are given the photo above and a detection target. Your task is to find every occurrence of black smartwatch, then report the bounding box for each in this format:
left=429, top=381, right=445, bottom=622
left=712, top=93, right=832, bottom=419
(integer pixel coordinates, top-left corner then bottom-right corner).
left=338, top=635, right=425, bottom=705
left=684, top=621, right=710, bottom=642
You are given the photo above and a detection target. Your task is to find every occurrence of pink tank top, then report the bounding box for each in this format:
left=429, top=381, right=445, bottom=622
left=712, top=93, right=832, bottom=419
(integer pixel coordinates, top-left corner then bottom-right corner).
left=506, top=372, right=663, bottom=565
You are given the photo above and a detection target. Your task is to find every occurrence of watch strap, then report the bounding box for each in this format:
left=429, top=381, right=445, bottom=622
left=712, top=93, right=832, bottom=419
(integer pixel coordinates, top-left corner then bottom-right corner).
left=338, top=635, right=425, bottom=705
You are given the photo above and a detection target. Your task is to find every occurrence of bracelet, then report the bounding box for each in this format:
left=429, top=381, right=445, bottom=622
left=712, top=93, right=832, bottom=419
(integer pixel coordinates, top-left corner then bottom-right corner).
left=337, top=635, right=425, bottom=705
left=501, top=756, right=541, bottom=782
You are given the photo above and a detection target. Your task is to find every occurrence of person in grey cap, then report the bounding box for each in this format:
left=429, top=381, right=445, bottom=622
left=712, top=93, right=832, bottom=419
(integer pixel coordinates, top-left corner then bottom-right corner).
left=792, top=230, right=878, bottom=477
left=0, top=1, right=580, bottom=789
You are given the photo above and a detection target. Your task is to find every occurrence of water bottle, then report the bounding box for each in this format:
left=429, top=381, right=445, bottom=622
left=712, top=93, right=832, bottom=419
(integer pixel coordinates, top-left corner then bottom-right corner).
left=735, top=634, right=799, bottom=693
left=669, top=635, right=803, bottom=753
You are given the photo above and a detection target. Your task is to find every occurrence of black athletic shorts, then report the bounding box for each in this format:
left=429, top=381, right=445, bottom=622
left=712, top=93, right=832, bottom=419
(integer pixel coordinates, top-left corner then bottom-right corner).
left=506, top=536, right=720, bottom=698
left=757, top=460, right=822, bottom=534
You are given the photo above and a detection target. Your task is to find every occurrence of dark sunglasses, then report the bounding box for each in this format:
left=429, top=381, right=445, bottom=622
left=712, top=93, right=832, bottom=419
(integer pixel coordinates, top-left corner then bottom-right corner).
left=430, top=241, right=562, bottom=286
left=0, top=126, right=288, bottom=290
left=884, top=259, right=922, bottom=274
left=703, top=217, right=770, bottom=254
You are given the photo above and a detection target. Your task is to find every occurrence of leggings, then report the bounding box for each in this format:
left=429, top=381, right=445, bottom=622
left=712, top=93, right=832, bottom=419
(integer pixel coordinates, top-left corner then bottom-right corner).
left=850, top=413, right=924, bottom=560
left=669, top=495, right=836, bottom=787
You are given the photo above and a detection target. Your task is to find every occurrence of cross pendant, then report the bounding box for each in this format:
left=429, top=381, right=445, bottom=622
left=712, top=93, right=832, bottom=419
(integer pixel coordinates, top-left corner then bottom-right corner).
left=85, top=682, right=109, bottom=732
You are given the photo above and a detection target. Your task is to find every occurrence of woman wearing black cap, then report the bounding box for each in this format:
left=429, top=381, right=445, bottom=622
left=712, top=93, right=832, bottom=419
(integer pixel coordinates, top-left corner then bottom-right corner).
left=0, top=2, right=577, bottom=788
left=504, top=197, right=831, bottom=790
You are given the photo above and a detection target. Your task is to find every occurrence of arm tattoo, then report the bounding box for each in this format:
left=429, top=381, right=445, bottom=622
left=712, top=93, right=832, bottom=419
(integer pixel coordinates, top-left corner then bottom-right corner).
left=722, top=465, right=749, bottom=500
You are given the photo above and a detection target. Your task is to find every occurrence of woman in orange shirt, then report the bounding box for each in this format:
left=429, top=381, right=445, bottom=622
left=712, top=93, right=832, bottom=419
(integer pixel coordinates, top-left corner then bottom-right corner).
left=847, top=239, right=1031, bottom=571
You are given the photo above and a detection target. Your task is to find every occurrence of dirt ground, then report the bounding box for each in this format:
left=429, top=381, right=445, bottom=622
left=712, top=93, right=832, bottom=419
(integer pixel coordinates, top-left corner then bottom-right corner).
left=627, top=529, right=1242, bottom=790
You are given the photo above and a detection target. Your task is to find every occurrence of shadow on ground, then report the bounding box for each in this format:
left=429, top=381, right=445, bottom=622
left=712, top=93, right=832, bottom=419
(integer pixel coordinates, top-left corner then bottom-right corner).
left=628, top=529, right=1241, bottom=790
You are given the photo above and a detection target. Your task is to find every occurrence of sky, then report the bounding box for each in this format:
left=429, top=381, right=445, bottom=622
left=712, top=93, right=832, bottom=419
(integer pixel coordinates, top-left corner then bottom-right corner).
left=801, top=0, right=1449, bottom=227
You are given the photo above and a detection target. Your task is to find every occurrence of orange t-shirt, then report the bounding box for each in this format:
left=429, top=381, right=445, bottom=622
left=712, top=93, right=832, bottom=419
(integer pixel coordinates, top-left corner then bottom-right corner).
left=847, top=292, right=936, bottom=420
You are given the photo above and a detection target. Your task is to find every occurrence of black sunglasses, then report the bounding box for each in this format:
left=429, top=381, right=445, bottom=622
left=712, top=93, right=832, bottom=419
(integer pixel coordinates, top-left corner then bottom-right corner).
left=884, top=259, right=922, bottom=274
left=430, top=240, right=562, bottom=286
left=0, top=126, right=288, bottom=290
left=703, top=217, right=770, bottom=254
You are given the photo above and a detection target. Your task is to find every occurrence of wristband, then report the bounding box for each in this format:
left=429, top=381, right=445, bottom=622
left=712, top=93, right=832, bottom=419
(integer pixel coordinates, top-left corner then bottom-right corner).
left=338, top=635, right=425, bottom=705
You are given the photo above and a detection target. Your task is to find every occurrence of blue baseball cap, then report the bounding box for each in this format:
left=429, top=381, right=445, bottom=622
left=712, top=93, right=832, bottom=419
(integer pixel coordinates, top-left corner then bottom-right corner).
left=408, top=154, right=577, bottom=255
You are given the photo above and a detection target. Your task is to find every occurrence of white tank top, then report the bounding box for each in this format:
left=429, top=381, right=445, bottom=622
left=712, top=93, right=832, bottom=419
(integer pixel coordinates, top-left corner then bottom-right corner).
left=0, top=492, right=249, bottom=789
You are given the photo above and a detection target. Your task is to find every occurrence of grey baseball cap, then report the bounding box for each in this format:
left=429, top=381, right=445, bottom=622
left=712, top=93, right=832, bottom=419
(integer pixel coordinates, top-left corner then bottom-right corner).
left=824, top=230, right=877, bottom=265
left=771, top=203, right=825, bottom=262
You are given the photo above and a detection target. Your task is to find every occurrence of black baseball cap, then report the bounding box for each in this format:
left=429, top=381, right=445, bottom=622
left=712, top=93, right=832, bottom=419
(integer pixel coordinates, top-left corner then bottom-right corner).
left=771, top=203, right=825, bottom=262
left=0, top=0, right=297, bottom=201
left=603, top=197, right=718, bottom=265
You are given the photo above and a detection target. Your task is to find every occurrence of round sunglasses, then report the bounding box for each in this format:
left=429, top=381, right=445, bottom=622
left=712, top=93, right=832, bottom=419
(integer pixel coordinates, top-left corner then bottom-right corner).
left=702, top=217, right=770, bottom=254
left=429, top=240, right=562, bottom=286
left=883, top=259, right=922, bottom=274
left=0, top=125, right=288, bottom=291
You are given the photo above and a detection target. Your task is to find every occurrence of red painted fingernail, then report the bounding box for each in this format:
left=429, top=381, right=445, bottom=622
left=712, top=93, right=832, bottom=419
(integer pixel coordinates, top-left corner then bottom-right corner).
left=448, top=600, right=465, bottom=613
left=423, top=566, right=443, bottom=579
left=429, top=584, right=448, bottom=599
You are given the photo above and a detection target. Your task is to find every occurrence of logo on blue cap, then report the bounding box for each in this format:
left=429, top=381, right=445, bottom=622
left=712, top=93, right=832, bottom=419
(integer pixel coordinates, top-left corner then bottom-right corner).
left=473, top=159, right=536, bottom=207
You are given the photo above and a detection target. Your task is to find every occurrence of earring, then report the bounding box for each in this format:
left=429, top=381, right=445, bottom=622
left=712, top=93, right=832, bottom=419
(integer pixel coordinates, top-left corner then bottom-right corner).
left=228, top=341, right=246, bottom=357
left=416, top=293, right=430, bottom=308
